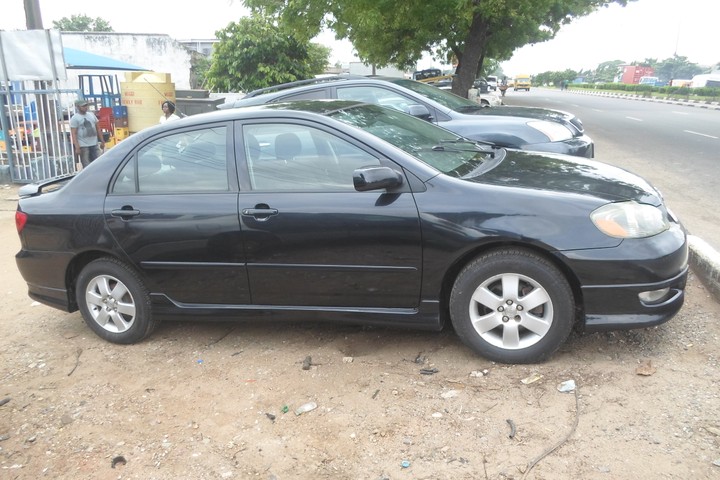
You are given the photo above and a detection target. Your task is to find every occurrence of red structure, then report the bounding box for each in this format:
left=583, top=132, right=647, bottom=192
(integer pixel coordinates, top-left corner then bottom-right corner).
left=621, top=65, right=655, bottom=84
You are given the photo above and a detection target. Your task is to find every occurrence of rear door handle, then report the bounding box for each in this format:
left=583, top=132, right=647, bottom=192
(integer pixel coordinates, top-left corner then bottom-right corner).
left=111, top=207, right=141, bottom=219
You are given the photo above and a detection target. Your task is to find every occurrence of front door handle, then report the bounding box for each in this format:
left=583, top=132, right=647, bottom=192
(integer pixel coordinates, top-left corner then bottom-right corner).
left=242, top=208, right=279, bottom=220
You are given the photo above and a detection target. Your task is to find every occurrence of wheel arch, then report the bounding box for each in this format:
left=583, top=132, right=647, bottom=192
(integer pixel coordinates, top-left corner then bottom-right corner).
left=437, top=241, right=584, bottom=326
left=64, top=250, right=133, bottom=311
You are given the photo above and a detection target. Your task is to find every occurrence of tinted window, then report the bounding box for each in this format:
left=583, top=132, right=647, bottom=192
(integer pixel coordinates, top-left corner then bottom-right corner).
left=278, top=89, right=331, bottom=101
left=337, top=86, right=417, bottom=113
left=112, top=126, right=229, bottom=193
left=243, top=124, right=380, bottom=191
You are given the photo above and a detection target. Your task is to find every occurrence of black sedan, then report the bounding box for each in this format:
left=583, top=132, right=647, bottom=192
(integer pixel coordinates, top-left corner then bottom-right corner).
left=15, top=101, right=687, bottom=363
left=220, top=75, right=594, bottom=158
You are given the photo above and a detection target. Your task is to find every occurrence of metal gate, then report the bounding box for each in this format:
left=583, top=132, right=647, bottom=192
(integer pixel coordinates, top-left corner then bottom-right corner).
left=1, top=81, right=81, bottom=184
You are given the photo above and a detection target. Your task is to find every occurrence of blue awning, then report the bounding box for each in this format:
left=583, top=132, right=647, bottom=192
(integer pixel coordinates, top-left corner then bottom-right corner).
left=63, top=47, right=147, bottom=71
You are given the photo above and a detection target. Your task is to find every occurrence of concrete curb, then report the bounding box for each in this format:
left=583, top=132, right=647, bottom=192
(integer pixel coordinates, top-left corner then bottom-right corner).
left=567, top=88, right=720, bottom=110
left=688, top=235, right=720, bottom=303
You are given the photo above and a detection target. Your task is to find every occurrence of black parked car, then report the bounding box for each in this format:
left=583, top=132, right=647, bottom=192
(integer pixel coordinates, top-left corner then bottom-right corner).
left=220, top=75, right=594, bottom=158
left=15, top=101, right=687, bottom=363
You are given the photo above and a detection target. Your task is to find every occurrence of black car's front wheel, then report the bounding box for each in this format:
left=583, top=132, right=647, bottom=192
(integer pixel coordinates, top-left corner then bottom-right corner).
left=450, top=249, right=575, bottom=364
left=76, top=258, right=157, bottom=344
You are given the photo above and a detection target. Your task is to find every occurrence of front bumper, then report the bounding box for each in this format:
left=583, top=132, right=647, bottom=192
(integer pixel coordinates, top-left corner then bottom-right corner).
left=581, top=266, right=687, bottom=332
left=559, top=224, right=688, bottom=331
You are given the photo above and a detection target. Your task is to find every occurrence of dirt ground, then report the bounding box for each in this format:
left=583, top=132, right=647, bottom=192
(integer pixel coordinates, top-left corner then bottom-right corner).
left=1, top=183, right=719, bottom=480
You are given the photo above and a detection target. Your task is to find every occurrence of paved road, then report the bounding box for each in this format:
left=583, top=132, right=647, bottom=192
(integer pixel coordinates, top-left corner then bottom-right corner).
left=502, top=88, right=720, bottom=253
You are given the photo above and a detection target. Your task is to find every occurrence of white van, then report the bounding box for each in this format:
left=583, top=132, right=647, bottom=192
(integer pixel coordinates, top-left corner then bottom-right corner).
left=486, top=75, right=498, bottom=91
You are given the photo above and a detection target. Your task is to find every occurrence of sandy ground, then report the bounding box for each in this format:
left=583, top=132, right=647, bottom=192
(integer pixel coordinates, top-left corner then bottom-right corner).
left=1, top=183, right=719, bottom=480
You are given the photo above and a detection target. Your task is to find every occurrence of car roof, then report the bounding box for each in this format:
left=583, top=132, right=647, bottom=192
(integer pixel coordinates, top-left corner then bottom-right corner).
left=217, top=76, right=584, bottom=136
left=113, top=99, right=373, bottom=156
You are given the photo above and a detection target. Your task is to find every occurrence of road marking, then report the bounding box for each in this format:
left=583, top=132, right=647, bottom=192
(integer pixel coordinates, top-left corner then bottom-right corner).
left=684, top=130, right=718, bottom=139
left=672, top=111, right=690, bottom=115
left=592, top=108, right=603, bottom=112
left=626, top=116, right=643, bottom=121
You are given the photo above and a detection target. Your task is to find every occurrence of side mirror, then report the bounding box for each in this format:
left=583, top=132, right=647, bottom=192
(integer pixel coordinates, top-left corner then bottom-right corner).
left=405, top=104, right=432, bottom=121
left=353, top=166, right=404, bottom=192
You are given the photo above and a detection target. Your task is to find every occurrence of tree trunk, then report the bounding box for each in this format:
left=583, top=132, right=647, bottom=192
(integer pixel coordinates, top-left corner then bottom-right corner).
left=451, top=14, right=490, bottom=98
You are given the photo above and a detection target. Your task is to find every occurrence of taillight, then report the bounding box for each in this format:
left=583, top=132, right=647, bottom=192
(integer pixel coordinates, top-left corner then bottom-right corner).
left=15, top=211, right=28, bottom=233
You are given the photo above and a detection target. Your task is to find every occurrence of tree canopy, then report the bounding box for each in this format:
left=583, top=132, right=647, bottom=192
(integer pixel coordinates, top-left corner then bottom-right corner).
left=52, top=14, right=113, bottom=32
left=244, top=0, right=633, bottom=97
left=205, top=14, right=330, bottom=93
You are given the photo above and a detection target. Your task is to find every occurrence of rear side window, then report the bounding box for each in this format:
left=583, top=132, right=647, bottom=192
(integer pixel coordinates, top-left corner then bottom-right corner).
left=112, top=126, right=229, bottom=193
left=276, top=89, right=331, bottom=102
left=337, top=86, right=416, bottom=113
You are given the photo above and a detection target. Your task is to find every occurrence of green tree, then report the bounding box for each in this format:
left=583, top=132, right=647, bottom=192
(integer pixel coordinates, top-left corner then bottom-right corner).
left=190, top=54, right=212, bottom=89
left=307, top=43, right=332, bottom=75
left=206, top=14, right=329, bottom=92
left=594, top=60, right=625, bottom=83
left=243, top=0, right=633, bottom=97
left=52, top=14, right=113, bottom=32
left=654, top=55, right=704, bottom=83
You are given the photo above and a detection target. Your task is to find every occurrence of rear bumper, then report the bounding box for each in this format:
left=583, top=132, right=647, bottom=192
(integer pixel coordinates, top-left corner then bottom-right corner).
left=16, top=249, right=74, bottom=312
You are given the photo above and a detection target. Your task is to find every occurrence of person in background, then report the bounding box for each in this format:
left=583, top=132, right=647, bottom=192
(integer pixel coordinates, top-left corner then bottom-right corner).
left=159, top=100, right=180, bottom=123
left=70, top=99, right=104, bottom=168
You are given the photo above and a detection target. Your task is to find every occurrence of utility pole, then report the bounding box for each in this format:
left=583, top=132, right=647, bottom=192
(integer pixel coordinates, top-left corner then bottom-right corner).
left=24, top=0, right=44, bottom=29
left=23, top=0, right=58, bottom=160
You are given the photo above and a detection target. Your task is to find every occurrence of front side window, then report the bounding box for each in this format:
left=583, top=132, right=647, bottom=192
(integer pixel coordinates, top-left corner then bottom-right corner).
left=112, top=126, right=228, bottom=193
left=243, top=123, right=381, bottom=191
left=326, top=103, right=498, bottom=178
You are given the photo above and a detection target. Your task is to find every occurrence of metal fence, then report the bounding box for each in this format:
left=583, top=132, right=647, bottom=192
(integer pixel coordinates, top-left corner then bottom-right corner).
left=1, top=81, right=81, bottom=184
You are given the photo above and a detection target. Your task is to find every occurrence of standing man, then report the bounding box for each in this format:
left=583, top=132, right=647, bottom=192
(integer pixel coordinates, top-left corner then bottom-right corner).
left=70, top=99, right=105, bottom=168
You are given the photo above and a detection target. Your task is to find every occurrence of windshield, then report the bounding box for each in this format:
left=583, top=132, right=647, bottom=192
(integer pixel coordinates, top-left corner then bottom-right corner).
left=388, top=78, right=485, bottom=113
left=325, top=103, right=495, bottom=178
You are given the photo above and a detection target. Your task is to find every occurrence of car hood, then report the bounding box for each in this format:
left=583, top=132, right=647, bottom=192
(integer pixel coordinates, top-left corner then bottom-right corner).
left=471, top=105, right=584, bottom=133
left=471, top=150, right=661, bottom=204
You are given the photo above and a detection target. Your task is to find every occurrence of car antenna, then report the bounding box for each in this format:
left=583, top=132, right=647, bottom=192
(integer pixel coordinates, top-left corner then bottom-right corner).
left=143, top=79, right=187, bottom=118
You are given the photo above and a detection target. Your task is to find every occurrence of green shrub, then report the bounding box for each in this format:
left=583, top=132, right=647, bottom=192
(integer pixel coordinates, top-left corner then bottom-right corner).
left=693, top=87, right=720, bottom=98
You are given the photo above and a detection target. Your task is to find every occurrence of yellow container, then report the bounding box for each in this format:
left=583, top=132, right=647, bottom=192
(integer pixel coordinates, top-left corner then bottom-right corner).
left=120, top=72, right=175, bottom=133
left=114, top=127, right=130, bottom=141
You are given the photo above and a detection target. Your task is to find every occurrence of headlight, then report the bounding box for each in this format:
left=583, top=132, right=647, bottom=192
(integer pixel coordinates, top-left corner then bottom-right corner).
left=527, top=121, right=574, bottom=142
left=591, top=202, right=669, bottom=238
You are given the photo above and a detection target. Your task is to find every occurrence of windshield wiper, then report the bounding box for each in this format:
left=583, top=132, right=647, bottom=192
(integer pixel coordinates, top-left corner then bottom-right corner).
left=432, top=139, right=496, bottom=158
left=438, top=137, right=496, bottom=147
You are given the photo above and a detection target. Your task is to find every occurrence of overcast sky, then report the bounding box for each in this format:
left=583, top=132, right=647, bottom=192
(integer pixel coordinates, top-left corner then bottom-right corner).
left=2, top=0, right=718, bottom=76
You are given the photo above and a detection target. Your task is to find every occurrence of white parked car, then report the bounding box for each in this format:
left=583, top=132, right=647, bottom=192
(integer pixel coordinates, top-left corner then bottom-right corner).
left=473, top=88, right=502, bottom=107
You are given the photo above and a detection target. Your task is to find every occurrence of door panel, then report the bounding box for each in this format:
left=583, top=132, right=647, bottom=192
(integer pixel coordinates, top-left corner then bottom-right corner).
left=237, top=122, right=422, bottom=309
left=105, top=125, right=250, bottom=305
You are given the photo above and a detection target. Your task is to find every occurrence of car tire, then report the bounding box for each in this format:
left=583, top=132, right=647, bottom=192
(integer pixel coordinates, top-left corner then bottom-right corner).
left=449, top=248, right=575, bottom=364
left=76, top=258, right=157, bottom=344
left=480, top=99, right=490, bottom=107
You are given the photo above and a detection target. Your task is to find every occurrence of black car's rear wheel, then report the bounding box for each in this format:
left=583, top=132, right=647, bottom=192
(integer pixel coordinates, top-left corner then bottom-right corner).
left=450, top=248, right=575, bottom=364
left=76, top=258, right=157, bottom=344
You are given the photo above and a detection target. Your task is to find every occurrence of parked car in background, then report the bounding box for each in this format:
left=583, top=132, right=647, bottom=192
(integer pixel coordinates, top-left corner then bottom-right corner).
left=420, top=75, right=503, bottom=107
left=221, top=75, right=594, bottom=158
left=15, top=101, right=688, bottom=363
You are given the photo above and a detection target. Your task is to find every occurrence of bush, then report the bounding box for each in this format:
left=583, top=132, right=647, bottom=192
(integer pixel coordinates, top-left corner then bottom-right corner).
left=693, top=87, right=720, bottom=98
